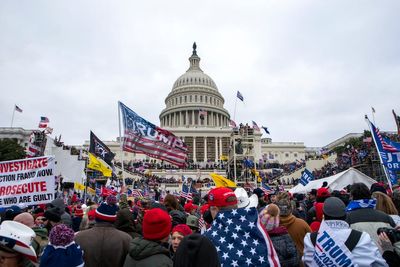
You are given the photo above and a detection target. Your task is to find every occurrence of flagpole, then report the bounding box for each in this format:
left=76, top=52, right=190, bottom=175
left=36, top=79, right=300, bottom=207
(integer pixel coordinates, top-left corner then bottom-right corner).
left=10, top=106, right=16, bottom=127
left=83, top=154, right=89, bottom=204
left=365, top=116, right=392, bottom=190
left=233, top=95, right=238, bottom=184
left=118, top=102, right=126, bottom=186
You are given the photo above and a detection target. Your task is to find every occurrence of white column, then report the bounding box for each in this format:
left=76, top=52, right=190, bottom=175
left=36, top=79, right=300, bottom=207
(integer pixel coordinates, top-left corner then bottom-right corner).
left=215, top=137, right=218, bottom=162
left=192, top=110, right=195, bottom=125
left=193, top=137, right=197, bottom=162
left=204, top=137, right=207, bottom=162
left=219, top=137, right=223, bottom=158
left=186, top=111, right=188, bottom=126
left=180, top=111, right=183, bottom=126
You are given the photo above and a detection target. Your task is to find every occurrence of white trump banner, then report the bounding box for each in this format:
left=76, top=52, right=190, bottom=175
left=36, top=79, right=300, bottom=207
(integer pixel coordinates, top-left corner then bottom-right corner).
left=0, top=156, right=55, bottom=207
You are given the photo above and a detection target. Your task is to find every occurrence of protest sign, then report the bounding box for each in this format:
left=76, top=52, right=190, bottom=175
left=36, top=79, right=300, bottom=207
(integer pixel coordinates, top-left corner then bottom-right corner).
left=0, top=156, right=56, bottom=207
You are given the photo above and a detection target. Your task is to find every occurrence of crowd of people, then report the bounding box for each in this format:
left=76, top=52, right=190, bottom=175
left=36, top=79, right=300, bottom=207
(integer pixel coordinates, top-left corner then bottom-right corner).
left=1, top=180, right=400, bottom=267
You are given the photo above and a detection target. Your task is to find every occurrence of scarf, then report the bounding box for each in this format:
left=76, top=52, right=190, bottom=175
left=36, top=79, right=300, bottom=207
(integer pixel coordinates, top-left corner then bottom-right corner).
left=345, top=198, right=376, bottom=212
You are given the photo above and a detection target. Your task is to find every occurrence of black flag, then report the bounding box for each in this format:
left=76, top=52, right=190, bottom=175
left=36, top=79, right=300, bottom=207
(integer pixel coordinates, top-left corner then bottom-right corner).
left=89, top=131, right=115, bottom=166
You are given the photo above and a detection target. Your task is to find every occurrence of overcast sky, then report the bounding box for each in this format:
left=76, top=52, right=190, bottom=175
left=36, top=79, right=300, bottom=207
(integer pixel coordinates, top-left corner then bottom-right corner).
left=1, top=1, right=399, bottom=148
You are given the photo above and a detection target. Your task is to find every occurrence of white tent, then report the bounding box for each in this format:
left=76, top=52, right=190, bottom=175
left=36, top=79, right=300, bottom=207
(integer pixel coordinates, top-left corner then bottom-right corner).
left=289, top=168, right=377, bottom=194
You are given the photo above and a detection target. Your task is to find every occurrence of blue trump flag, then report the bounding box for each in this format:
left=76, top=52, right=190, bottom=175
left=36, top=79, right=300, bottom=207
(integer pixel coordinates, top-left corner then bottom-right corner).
left=204, top=207, right=280, bottom=267
left=299, top=168, right=314, bottom=186
left=367, top=118, right=400, bottom=184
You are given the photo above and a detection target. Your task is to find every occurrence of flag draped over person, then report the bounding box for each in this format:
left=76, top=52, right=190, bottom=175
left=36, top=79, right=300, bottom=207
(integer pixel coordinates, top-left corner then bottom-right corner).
left=204, top=207, right=280, bottom=267
left=90, top=131, right=115, bottom=166
left=299, top=168, right=314, bottom=186
left=210, top=173, right=237, bottom=188
left=87, top=152, right=112, bottom=177
left=119, top=101, right=188, bottom=167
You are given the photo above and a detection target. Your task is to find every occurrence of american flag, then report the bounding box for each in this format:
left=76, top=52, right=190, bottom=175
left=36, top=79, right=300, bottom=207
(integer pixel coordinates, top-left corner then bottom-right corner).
left=261, top=182, right=274, bottom=195
left=119, top=102, right=188, bottom=167
left=198, top=216, right=206, bottom=233
left=199, top=109, right=207, bottom=116
left=252, top=121, right=260, bottom=131
left=229, top=120, right=237, bottom=128
left=374, top=125, right=399, bottom=152
left=236, top=91, right=244, bottom=102
left=131, top=189, right=143, bottom=198
left=15, top=105, right=23, bottom=113
left=204, top=207, right=280, bottom=267
left=180, top=184, right=193, bottom=201
left=38, top=116, right=49, bottom=128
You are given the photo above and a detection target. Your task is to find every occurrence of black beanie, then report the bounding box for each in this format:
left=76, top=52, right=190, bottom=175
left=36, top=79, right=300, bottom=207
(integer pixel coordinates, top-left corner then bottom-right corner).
left=44, top=207, right=62, bottom=223
left=173, top=234, right=220, bottom=267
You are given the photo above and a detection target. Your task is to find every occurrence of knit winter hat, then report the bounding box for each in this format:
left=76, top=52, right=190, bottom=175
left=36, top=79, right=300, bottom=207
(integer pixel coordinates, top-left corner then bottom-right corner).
left=49, top=224, right=74, bottom=247
left=41, top=224, right=84, bottom=267
left=260, top=204, right=280, bottom=231
left=95, top=198, right=119, bottom=222
left=142, top=208, right=172, bottom=241
left=44, top=207, right=62, bottom=223
left=172, top=224, right=192, bottom=236
left=208, top=187, right=238, bottom=207
left=184, top=201, right=198, bottom=213
left=323, top=197, right=346, bottom=218
left=173, top=233, right=220, bottom=267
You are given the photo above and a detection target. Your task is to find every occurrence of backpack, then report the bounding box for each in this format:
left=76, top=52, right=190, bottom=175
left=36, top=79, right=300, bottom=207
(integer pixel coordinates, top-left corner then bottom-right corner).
left=310, top=229, right=362, bottom=252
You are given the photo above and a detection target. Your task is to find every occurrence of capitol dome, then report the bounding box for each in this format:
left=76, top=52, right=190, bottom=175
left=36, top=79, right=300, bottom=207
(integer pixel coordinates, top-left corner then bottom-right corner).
left=160, top=43, right=230, bottom=128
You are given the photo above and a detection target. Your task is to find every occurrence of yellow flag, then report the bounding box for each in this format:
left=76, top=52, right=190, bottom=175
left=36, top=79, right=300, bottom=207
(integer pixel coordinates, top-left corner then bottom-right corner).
left=220, top=155, right=228, bottom=161
left=210, top=173, right=237, bottom=188
left=87, top=187, right=96, bottom=195
left=88, top=153, right=112, bottom=177
left=74, top=182, right=85, bottom=191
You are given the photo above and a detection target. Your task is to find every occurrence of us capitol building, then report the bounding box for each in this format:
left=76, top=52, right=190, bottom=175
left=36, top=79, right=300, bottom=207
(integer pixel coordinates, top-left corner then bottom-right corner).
left=157, top=43, right=306, bottom=166
left=159, top=43, right=232, bottom=163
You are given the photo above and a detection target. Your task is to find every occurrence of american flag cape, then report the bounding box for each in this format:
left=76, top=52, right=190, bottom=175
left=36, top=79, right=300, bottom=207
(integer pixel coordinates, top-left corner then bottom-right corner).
left=119, top=102, right=188, bottom=167
left=204, top=207, right=280, bottom=267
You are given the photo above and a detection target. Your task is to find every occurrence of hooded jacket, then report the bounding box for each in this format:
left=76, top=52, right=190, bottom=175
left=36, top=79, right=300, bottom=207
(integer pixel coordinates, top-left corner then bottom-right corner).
left=123, top=237, right=173, bottom=267
left=51, top=198, right=72, bottom=227
left=303, top=220, right=388, bottom=267
left=268, top=226, right=299, bottom=267
left=279, top=214, right=311, bottom=258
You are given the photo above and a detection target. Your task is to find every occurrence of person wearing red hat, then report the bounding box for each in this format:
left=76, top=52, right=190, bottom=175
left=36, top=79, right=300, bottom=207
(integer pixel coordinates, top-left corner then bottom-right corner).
left=183, top=201, right=198, bottom=215
left=306, top=187, right=331, bottom=227
left=123, top=208, right=173, bottom=267
left=207, top=187, right=238, bottom=220
left=170, top=224, right=192, bottom=255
